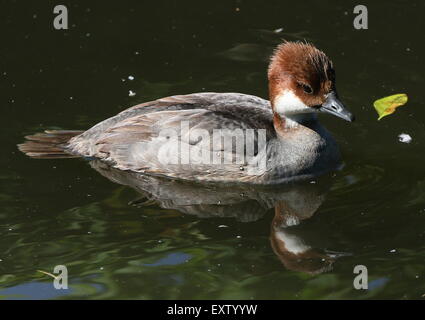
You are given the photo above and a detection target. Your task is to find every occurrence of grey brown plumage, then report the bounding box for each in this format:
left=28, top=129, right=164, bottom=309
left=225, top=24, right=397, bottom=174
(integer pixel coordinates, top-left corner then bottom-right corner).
left=18, top=130, right=83, bottom=159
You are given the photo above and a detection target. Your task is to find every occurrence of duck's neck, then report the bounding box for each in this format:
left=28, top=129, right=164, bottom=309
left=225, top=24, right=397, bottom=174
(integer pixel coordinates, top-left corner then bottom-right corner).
left=273, top=113, right=318, bottom=136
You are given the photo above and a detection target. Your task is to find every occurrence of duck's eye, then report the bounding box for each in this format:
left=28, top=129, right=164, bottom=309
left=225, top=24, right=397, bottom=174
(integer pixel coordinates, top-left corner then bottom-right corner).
left=301, top=83, right=313, bottom=94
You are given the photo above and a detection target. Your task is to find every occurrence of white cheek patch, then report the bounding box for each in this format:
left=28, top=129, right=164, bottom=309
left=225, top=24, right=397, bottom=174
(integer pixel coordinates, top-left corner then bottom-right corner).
left=273, top=90, right=314, bottom=115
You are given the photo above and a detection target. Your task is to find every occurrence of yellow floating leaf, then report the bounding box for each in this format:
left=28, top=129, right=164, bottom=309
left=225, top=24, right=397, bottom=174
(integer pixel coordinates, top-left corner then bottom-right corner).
left=374, top=94, right=408, bottom=120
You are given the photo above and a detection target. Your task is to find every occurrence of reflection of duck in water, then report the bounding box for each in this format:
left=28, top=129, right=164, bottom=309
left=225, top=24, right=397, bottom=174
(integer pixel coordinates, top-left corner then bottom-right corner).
left=271, top=201, right=349, bottom=275
left=91, top=160, right=349, bottom=274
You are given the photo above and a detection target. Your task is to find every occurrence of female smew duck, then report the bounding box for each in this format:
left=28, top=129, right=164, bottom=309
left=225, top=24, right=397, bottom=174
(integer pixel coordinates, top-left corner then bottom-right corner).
left=19, top=41, right=354, bottom=185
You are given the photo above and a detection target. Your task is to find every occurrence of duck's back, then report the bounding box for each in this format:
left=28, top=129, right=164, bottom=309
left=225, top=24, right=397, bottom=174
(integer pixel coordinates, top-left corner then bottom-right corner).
left=67, top=92, right=278, bottom=183
left=68, top=92, right=272, bottom=154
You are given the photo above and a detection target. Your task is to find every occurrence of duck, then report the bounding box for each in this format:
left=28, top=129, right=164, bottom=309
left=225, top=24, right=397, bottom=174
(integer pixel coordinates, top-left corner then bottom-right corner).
left=18, top=41, right=354, bottom=185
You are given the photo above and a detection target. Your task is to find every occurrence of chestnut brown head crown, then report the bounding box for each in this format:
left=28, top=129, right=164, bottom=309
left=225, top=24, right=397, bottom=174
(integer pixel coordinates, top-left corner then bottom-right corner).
left=268, top=41, right=354, bottom=123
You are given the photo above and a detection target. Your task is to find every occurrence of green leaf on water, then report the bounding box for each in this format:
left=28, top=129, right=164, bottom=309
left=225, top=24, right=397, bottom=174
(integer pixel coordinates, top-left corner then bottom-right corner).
left=374, top=93, right=408, bottom=120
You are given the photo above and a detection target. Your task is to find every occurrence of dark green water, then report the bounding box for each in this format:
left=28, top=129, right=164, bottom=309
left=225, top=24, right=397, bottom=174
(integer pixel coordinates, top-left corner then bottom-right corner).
left=1, top=0, right=425, bottom=299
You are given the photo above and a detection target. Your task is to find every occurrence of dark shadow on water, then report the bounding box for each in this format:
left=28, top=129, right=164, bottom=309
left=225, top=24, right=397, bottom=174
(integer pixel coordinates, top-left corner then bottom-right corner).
left=90, top=160, right=350, bottom=275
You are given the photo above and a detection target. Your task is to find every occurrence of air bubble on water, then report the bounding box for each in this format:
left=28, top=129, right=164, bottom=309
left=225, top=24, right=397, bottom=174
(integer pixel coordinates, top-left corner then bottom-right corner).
left=128, top=75, right=134, bottom=80
left=390, top=249, right=396, bottom=253
left=218, top=225, right=228, bottom=228
left=129, top=90, right=136, bottom=97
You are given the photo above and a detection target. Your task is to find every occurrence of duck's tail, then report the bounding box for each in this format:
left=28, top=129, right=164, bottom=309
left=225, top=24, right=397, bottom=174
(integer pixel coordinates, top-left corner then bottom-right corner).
left=17, top=130, right=84, bottom=159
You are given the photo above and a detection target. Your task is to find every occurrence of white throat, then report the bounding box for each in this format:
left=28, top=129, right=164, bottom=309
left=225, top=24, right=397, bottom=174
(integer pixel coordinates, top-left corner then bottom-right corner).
left=273, top=90, right=317, bottom=128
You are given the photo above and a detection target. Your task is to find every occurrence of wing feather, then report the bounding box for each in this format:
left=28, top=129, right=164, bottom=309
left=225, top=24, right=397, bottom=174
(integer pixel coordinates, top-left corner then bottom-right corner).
left=68, top=92, right=273, bottom=181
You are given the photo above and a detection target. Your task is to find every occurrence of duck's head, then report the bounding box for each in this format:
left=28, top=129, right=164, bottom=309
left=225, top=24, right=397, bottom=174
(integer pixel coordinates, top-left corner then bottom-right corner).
left=268, top=41, right=354, bottom=125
